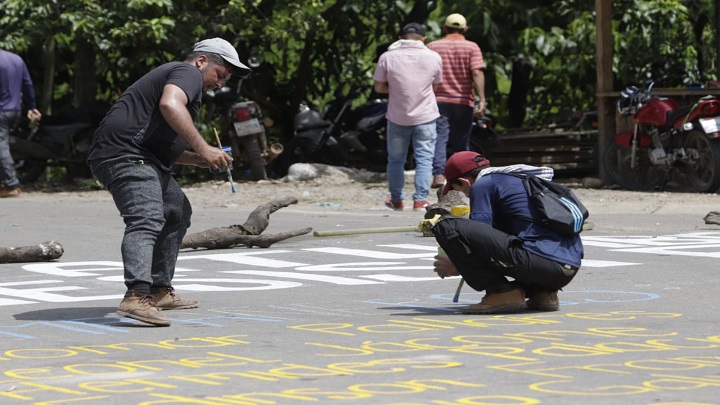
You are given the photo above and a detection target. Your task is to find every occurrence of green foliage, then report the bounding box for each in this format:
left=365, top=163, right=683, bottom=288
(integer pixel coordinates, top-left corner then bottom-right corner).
left=1, top=0, right=718, bottom=140
left=515, top=5, right=599, bottom=126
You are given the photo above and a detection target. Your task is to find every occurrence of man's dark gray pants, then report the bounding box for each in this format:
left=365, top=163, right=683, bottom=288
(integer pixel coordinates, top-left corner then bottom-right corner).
left=89, top=157, right=191, bottom=295
left=0, top=110, right=21, bottom=188
left=432, top=103, right=474, bottom=176
left=432, top=217, right=577, bottom=296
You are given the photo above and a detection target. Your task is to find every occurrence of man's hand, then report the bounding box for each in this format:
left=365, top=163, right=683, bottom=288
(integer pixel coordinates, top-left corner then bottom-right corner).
left=197, top=144, right=233, bottom=171
left=473, top=100, right=487, bottom=117
left=433, top=255, right=460, bottom=279
left=27, top=109, right=42, bottom=128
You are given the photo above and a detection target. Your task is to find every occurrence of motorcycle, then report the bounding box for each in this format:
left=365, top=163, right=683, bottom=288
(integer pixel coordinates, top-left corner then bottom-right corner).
left=10, top=104, right=107, bottom=184
left=604, top=82, right=720, bottom=192
left=274, top=88, right=388, bottom=176
left=205, top=66, right=282, bottom=181
left=469, top=109, right=501, bottom=158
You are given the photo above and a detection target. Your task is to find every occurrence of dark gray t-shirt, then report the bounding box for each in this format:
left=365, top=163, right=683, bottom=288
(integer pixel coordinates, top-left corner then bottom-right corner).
left=88, top=62, right=203, bottom=169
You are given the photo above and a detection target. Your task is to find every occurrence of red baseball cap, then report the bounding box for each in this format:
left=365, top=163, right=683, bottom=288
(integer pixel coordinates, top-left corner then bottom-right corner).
left=442, top=151, right=491, bottom=195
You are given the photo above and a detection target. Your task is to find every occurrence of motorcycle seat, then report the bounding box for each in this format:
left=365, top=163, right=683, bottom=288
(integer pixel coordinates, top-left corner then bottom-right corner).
left=663, top=105, right=692, bottom=131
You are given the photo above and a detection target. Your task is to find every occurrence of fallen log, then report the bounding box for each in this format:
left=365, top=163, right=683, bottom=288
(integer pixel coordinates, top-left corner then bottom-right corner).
left=181, top=196, right=312, bottom=250
left=182, top=227, right=312, bottom=249
left=241, top=196, right=299, bottom=235
left=0, top=240, right=64, bottom=263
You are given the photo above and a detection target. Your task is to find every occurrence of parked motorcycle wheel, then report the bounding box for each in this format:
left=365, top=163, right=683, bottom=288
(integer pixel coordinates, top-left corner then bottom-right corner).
left=235, top=135, right=267, bottom=181
left=14, top=158, right=47, bottom=184
left=681, top=130, right=720, bottom=193
left=604, top=142, right=665, bottom=190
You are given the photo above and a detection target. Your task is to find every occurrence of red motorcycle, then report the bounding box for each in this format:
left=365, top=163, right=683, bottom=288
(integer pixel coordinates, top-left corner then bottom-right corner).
left=604, top=82, right=720, bottom=192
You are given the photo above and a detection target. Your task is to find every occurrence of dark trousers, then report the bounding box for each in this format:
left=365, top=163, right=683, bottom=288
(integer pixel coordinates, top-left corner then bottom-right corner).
left=432, top=217, right=577, bottom=296
left=0, top=110, right=21, bottom=188
left=432, top=103, right=474, bottom=176
left=89, top=157, right=192, bottom=295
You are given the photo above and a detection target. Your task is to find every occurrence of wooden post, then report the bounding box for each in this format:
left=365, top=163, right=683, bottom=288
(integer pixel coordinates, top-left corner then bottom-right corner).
left=596, top=0, right=614, bottom=184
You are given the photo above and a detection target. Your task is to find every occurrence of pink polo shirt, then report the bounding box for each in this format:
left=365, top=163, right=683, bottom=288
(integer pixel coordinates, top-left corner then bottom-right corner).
left=373, top=40, right=442, bottom=126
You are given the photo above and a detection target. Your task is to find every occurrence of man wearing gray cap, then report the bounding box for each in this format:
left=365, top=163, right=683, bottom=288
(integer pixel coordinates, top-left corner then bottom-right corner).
left=87, top=38, right=250, bottom=326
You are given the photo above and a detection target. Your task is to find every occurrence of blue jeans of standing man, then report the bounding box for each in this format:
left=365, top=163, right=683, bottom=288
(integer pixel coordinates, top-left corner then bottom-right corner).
left=386, top=119, right=437, bottom=202
left=0, top=110, right=21, bottom=189
left=89, top=156, right=192, bottom=296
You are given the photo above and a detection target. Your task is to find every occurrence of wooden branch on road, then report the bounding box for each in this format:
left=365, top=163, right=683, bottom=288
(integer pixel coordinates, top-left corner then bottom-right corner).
left=180, top=196, right=312, bottom=250
left=0, top=240, right=64, bottom=263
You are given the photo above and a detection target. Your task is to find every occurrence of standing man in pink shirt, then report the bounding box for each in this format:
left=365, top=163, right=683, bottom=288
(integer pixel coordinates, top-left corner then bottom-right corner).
left=373, top=23, right=442, bottom=211
left=428, top=13, right=486, bottom=188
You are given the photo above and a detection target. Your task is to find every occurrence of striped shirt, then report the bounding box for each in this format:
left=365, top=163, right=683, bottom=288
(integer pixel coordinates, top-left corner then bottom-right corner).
left=428, top=33, right=485, bottom=107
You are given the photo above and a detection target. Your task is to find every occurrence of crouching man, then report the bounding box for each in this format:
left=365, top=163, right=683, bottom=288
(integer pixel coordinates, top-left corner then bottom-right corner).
left=432, top=151, right=583, bottom=314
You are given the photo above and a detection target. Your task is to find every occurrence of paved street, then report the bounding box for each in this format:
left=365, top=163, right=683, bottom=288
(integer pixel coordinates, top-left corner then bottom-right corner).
left=1, top=188, right=719, bottom=404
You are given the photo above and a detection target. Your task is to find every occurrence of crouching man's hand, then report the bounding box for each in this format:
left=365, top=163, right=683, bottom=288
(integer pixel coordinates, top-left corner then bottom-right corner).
left=433, top=255, right=460, bottom=279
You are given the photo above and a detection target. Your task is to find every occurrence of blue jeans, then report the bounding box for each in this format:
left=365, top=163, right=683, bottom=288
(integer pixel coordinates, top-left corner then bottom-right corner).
left=89, top=157, right=192, bottom=295
left=386, top=120, right=436, bottom=202
left=432, top=103, right=474, bottom=176
left=0, top=110, right=21, bottom=188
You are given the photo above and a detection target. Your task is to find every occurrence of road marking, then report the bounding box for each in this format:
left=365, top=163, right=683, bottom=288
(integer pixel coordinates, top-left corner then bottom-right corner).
left=0, top=233, right=717, bottom=308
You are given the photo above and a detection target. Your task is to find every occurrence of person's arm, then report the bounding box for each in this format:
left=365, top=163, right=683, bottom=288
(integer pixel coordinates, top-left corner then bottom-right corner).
left=159, top=84, right=232, bottom=170
left=20, top=63, right=37, bottom=110
left=374, top=80, right=389, bottom=94
left=20, top=62, right=42, bottom=123
left=472, top=69, right=486, bottom=116
left=174, top=150, right=208, bottom=167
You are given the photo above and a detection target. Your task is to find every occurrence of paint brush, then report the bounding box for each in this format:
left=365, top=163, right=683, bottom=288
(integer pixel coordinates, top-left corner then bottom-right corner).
left=213, top=128, right=236, bottom=193
left=453, top=278, right=464, bottom=303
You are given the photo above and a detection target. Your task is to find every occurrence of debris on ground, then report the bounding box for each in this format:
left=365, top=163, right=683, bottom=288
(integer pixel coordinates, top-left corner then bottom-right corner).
left=281, top=163, right=385, bottom=184
left=0, top=240, right=64, bottom=263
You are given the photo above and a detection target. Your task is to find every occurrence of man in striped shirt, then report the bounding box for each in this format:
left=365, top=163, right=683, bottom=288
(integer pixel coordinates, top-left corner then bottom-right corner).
left=428, top=13, right=486, bottom=189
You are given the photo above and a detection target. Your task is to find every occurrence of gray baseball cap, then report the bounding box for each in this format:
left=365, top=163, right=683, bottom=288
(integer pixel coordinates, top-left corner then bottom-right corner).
left=193, top=38, right=251, bottom=76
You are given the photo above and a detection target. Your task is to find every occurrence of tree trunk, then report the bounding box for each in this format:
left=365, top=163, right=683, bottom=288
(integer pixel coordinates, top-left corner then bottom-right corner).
left=716, top=0, right=720, bottom=80
left=507, top=57, right=532, bottom=128
left=73, top=35, right=97, bottom=108
left=40, top=36, right=56, bottom=115
left=0, top=241, right=64, bottom=264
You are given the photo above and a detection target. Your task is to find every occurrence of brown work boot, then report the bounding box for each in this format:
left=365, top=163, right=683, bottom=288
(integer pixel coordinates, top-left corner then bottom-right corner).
left=116, top=291, right=170, bottom=326
left=151, top=287, right=199, bottom=310
left=462, top=288, right=527, bottom=314
left=527, top=290, right=559, bottom=311
left=0, top=186, right=20, bottom=198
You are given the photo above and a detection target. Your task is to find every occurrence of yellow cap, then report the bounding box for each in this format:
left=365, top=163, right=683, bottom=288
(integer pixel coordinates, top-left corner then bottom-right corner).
left=445, top=13, right=467, bottom=29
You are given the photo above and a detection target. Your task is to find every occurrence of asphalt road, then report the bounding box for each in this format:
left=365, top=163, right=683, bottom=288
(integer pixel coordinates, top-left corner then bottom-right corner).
left=1, top=187, right=719, bottom=405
